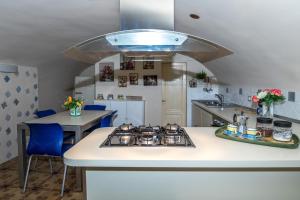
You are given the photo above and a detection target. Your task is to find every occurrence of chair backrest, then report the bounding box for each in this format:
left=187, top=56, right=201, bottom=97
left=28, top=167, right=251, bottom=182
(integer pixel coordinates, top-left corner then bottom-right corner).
left=84, top=104, right=106, bottom=111
left=35, top=109, right=56, bottom=118
left=26, top=123, right=64, bottom=157
left=100, top=110, right=118, bottom=128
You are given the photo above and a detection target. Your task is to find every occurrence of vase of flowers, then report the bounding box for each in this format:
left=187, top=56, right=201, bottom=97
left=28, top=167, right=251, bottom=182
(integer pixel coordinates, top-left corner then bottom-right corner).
left=252, top=89, right=285, bottom=117
left=64, top=96, right=84, bottom=116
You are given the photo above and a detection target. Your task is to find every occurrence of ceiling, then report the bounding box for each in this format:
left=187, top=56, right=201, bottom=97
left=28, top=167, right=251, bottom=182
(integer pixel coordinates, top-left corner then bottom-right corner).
left=0, top=0, right=299, bottom=89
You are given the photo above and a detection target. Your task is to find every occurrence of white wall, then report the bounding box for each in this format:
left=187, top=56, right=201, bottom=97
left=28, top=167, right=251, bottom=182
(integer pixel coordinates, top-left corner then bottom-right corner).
left=92, top=54, right=220, bottom=126
left=95, top=54, right=163, bottom=125
left=219, top=85, right=300, bottom=120
left=0, top=66, right=38, bottom=164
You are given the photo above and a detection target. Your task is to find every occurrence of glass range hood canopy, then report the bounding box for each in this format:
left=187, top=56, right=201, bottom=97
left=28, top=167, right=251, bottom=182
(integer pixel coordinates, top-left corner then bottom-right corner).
left=64, top=29, right=233, bottom=64
left=106, top=29, right=188, bottom=46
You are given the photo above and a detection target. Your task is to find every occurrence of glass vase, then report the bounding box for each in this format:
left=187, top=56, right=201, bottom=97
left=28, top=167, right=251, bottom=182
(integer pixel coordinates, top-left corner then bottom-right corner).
left=70, top=106, right=81, bottom=116
left=262, top=103, right=273, bottom=117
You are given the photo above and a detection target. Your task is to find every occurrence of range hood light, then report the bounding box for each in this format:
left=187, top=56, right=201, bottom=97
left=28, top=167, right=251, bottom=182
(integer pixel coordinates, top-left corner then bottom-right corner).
left=106, top=30, right=188, bottom=46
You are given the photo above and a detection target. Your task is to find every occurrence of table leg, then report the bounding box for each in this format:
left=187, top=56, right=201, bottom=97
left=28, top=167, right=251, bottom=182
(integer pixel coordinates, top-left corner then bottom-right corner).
left=17, top=124, right=27, bottom=188
left=74, top=126, right=83, bottom=191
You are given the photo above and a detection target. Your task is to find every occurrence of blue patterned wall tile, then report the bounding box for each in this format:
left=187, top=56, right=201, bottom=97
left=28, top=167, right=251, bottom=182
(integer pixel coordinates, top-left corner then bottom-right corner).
left=6, top=152, right=12, bottom=159
left=5, top=91, right=11, bottom=98
left=14, top=99, right=19, bottom=106
left=5, top=114, right=11, bottom=121
left=1, top=66, right=38, bottom=164
left=1, top=102, right=7, bottom=109
left=6, top=128, right=11, bottom=135
left=16, top=86, right=21, bottom=93
left=25, top=111, right=30, bottom=117
left=6, top=140, right=12, bottom=147
left=4, top=75, right=10, bottom=82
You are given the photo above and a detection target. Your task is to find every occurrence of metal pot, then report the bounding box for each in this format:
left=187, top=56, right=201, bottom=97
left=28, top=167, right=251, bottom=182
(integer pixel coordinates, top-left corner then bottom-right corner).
left=119, top=123, right=135, bottom=131
left=164, top=123, right=180, bottom=132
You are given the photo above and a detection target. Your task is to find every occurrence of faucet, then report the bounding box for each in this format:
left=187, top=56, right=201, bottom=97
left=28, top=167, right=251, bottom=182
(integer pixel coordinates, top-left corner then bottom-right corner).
left=215, top=94, right=224, bottom=110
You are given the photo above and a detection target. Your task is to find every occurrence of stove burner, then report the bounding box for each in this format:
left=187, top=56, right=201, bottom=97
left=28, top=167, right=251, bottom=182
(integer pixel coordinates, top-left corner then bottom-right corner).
left=100, top=124, right=195, bottom=147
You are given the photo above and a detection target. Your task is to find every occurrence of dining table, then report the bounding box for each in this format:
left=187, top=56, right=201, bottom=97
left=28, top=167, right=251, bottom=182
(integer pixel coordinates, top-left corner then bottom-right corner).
left=17, top=110, right=112, bottom=191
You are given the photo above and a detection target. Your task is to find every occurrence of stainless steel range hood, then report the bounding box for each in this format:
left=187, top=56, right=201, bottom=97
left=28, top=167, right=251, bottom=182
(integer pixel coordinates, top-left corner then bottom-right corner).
left=64, top=0, right=232, bottom=64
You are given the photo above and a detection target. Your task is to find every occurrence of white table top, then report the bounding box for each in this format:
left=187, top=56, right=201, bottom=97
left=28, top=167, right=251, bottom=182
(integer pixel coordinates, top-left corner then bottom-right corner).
left=63, top=127, right=300, bottom=168
left=25, top=110, right=112, bottom=126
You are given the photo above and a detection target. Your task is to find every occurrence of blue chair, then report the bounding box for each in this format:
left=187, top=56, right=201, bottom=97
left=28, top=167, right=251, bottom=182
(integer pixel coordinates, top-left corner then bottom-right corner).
left=23, top=123, right=72, bottom=196
left=35, top=109, right=56, bottom=118
left=99, top=110, right=118, bottom=128
left=35, top=109, right=75, bottom=144
left=84, top=104, right=106, bottom=111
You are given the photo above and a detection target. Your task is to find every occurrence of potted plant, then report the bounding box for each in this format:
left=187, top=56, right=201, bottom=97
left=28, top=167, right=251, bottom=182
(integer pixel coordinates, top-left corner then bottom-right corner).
left=195, top=71, right=207, bottom=80
left=252, top=89, right=285, bottom=117
left=64, top=96, right=84, bottom=116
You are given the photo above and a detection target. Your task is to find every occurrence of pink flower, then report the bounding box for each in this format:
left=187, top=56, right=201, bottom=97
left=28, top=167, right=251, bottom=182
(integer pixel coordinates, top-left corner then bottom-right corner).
left=271, top=89, right=282, bottom=96
left=252, top=96, right=259, bottom=103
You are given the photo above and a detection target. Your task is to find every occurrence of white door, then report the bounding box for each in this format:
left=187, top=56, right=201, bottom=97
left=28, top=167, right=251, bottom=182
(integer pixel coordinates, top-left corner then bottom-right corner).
left=74, top=76, right=94, bottom=105
left=161, top=63, right=187, bottom=126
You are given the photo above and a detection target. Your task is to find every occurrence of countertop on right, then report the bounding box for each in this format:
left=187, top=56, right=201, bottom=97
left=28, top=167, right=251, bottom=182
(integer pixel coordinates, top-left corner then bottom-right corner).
left=192, top=100, right=300, bottom=136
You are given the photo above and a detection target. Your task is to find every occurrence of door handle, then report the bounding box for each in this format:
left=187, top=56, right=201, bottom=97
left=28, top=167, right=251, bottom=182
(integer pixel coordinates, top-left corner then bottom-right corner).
left=162, top=100, right=166, bottom=103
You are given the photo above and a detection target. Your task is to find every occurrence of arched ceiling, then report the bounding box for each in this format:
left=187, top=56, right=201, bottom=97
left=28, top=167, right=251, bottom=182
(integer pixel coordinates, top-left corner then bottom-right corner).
left=0, top=0, right=299, bottom=90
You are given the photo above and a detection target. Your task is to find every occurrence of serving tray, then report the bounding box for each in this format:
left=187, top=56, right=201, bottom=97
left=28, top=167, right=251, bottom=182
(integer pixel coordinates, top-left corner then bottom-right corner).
left=215, top=127, right=299, bottom=149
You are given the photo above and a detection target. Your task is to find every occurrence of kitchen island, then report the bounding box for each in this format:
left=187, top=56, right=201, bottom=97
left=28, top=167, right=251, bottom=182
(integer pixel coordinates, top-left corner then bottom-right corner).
left=64, top=127, right=300, bottom=200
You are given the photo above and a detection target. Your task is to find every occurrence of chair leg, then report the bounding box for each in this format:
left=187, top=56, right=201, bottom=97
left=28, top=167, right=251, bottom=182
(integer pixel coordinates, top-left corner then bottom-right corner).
left=33, top=156, right=38, bottom=169
left=61, top=165, right=68, bottom=197
left=49, top=158, right=53, bottom=175
left=23, top=155, right=33, bottom=193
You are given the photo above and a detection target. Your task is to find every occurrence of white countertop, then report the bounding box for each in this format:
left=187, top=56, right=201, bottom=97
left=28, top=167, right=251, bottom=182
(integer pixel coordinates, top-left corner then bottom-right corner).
left=192, top=101, right=300, bottom=135
left=64, top=127, right=300, bottom=168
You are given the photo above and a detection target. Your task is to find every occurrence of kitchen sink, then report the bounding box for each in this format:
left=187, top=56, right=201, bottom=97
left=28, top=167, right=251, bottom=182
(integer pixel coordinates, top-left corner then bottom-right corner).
left=194, top=100, right=236, bottom=108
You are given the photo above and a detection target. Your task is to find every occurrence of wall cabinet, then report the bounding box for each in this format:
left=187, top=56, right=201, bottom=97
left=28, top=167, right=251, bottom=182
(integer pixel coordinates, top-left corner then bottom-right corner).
left=94, top=100, right=145, bottom=126
left=192, top=104, right=213, bottom=127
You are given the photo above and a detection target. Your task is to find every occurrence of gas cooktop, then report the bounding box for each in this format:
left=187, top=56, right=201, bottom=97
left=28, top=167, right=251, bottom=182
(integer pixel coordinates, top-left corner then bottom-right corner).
left=100, top=123, right=195, bottom=147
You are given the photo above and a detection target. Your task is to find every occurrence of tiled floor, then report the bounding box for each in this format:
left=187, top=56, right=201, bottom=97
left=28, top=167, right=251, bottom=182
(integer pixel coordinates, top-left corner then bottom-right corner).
left=0, top=157, right=83, bottom=200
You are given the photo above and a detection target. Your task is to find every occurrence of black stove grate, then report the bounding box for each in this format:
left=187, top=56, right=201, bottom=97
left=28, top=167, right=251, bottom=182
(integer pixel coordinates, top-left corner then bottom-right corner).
left=100, top=125, right=195, bottom=148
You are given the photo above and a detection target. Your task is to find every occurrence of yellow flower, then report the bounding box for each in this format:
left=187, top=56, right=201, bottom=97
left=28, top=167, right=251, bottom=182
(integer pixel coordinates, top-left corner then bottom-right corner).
left=64, top=101, right=68, bottom=105
left=68, top=96, right=72, bottom=103
left=80, top=101, right=84, bottom=105
left=76, top=102, right=81, bottom=107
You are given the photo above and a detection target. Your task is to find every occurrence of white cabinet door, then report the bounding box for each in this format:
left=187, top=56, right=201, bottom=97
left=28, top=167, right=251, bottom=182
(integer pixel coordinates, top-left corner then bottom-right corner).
left=111, top=101, right=127, bottom=126
left=126, top=101, right=145, bottom=126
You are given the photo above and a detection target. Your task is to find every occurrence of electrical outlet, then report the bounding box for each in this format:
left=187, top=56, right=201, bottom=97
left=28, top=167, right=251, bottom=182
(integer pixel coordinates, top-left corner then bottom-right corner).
left=288, top=91, right=295, bottom=102
left=226, top=88, right=229, bottom=93
left=239, top=88, right=243, bottom=95
left=248, top=96, right=252, bottom=102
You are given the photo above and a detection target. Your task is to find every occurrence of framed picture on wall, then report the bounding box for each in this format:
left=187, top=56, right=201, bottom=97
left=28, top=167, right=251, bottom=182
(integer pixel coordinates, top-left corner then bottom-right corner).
left=120, top=55, right=135, bottom=70
left=143, top=57, right=155, bottom=70
left=99, top=62, right=114, bottom=82
left=143, top=75, right=157, bottom=86
left=118, top=76, right=127, bottom=87
left=129, top=73, right=138, bottom=85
